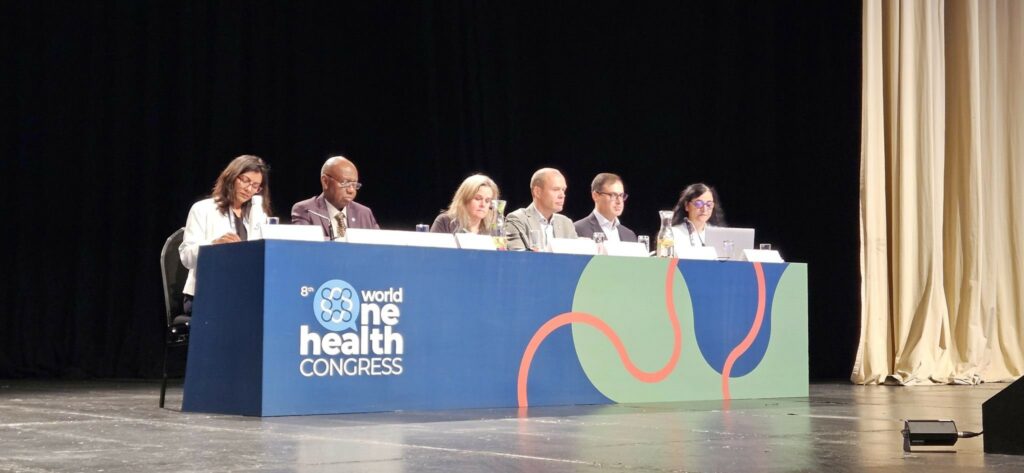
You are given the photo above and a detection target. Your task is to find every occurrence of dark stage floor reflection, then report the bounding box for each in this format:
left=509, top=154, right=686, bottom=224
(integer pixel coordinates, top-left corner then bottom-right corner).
left=0, top=381, right=1020, bottom=472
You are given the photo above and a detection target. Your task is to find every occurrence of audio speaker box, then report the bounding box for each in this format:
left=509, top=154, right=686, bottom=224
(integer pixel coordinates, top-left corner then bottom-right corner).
left=983, top=376, right=1024, bottom=455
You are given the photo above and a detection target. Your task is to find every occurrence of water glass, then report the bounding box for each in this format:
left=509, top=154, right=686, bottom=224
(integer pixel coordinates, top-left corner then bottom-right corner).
left=592, top=232, right=607, bottom=255
left=528, top=229, right=544, bottom=252
left=722, top=240, right=735, bottom=260
left=415, top=224, right=429, bottom=232
left=267, top=217, right=280, bottom=225
left=759, top=243, right=772, bottom=251
left=637, top=235, right=650, bottom=254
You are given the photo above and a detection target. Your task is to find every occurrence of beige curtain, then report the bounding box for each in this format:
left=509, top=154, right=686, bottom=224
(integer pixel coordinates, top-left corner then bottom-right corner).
left=854, top=0, right=1024, bottom=385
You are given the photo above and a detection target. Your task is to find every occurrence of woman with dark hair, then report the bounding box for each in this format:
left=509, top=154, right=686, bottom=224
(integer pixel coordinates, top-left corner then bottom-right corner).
left=670, top=183, right=725, bottom=249
left=178, top=155, right=272, bottom=308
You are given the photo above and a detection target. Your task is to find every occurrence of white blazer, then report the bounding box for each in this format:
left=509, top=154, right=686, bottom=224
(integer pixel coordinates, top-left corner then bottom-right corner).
left=672, top=221, right=714, bottom=253
left=178, top=195, right=268, bottom=296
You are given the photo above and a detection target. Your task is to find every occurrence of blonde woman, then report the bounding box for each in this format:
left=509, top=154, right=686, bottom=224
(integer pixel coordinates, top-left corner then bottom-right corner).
left=430, top=174, right=500, bottom=234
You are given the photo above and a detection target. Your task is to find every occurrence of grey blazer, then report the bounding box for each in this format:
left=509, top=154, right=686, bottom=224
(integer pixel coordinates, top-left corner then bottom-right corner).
left=505, top=203, right=578, bottom=250
left=573, top=212, right=638, bottom=242
left=290, top=194, right=380, bottom=238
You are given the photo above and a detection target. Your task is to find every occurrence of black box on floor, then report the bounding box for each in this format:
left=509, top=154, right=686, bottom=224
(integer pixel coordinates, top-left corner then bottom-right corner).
left=983, top=376, right=1024, bottom=455
left=904, top=420, right=958, bottom=447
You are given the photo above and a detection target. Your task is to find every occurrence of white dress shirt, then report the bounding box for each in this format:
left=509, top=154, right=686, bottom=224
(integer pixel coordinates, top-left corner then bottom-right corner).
left=592, top=210, right=622, bottom=243
left=527, top=205, right=556, bottom=246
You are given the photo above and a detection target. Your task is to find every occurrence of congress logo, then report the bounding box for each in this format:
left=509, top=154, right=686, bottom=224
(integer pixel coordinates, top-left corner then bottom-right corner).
left=300, top=280, right=405, bottom=377
left=313, top=279, right=360, bottom=332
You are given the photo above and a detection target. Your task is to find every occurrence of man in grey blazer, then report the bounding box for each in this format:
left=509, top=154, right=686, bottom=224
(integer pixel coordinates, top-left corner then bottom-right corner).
left=506, top=168, right=578, bottom=250
left=291, top=156, right=380, bottom=239
left=574, top=173, right=638, bottom=243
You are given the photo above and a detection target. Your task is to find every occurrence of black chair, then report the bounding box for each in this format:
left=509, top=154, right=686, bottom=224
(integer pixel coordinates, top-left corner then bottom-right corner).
left=160, top=227, right=190, bottom=408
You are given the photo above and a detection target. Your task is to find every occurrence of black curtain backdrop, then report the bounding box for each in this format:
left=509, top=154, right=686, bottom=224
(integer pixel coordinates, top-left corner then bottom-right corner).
left=2, top=1, right=862, bottom=379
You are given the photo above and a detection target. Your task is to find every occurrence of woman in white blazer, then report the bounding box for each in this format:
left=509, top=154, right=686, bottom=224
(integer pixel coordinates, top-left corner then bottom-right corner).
left=670, top=183, right=725, bottom=250
left=179, top=155, right=273, bottom=309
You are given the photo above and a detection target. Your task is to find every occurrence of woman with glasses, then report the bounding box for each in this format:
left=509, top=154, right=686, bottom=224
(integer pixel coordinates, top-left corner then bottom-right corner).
left=430, top=174, right=500, bottom=234
left=178, top=155, right=273, bottom=311
left=670, top=182, right=725, bottom=248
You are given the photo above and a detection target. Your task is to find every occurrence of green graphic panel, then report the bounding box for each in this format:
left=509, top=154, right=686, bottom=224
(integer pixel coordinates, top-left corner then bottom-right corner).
left=571, top=257, right=722, bottom=402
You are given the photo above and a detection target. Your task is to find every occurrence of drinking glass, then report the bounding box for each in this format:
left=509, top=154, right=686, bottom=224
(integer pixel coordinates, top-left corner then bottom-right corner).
left=759, top=243, right=772, bottom=251
left=722, top=240, right=735, bottom=260
left=266, top=217, right=280, bottom=225
left=415, top=224, right=429, bottom=232
left=528, top=229, right=544, bottom=252
left=637, top=235, right=650, bottom=254
left=592, top=232, right=607, bottom=255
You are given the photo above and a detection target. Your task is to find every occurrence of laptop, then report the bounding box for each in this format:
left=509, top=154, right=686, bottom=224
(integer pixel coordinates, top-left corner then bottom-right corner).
left=704, top=227, right=755, bottom=260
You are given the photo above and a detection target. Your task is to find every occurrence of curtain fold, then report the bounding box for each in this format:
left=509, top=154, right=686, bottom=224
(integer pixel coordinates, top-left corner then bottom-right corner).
left=855, top=0, right=1024, bottom=385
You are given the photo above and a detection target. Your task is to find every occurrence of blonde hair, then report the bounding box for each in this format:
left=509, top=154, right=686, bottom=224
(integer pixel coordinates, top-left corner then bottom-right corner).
left=444, top=174, right=500, bottom=234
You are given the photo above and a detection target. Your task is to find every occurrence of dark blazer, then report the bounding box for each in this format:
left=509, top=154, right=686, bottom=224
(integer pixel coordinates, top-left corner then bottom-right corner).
left=573, top=212, right=638, bottom=242
left=429, top=213, right=488, bottom=234
left=290, top=194, right=380, bottom=238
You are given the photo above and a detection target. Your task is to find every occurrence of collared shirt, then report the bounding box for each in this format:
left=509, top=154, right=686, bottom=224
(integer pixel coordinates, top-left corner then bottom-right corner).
left=592, top=210, right=621, bottom=243
left=528, top=205, right=556, bottom=245
left=326, top=202, right=348, bottom=239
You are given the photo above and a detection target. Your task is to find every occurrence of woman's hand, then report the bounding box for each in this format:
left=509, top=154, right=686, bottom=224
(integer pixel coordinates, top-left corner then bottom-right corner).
left=213, top=232, right=241, bottom=244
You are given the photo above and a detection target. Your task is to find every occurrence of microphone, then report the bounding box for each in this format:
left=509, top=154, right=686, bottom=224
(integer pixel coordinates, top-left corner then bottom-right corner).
left=307, top=209, right=335, bottom=241
left=451, top=224, right=466, bottom=249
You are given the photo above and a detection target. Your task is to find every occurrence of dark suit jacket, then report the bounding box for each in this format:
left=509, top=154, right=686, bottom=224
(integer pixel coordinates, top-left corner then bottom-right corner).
left=573, top=212, right=638, bottom=242
left=429, top=213, right=488, bottom=234
left=290, top=194, right=380, bottom=238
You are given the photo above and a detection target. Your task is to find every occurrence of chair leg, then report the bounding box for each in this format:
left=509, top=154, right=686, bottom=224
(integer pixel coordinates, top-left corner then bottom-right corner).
left=160, top=340, right=169, bottom=408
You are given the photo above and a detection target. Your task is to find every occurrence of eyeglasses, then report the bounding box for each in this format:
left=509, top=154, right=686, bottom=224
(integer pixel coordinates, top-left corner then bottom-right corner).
left=691, top=200, right=715, bottom=210
left=326, top=174, right=363, bottom=190
left=236, top=175, right=263, bottom=192
left=596, top=191, right=629, bottom=201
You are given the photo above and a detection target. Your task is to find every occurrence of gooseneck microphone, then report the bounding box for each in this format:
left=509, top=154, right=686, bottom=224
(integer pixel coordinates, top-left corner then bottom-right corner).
left=307, top=209, right=335, bottom=241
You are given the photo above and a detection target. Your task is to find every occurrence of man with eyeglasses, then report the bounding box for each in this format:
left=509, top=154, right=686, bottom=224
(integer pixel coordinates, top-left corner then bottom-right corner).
left=573, top=173, right=637, bottom=243
left=291, top=156, right=379, bottom=239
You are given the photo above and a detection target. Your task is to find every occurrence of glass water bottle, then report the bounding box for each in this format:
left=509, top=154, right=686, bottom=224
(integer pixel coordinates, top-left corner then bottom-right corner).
left=656, top=210, right=676, bottom=258
left=490, top=199, right=508, bottom=250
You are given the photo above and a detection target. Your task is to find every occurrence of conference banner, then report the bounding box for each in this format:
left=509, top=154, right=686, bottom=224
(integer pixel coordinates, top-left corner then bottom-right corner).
left=183, top=241, right=807, bottom=416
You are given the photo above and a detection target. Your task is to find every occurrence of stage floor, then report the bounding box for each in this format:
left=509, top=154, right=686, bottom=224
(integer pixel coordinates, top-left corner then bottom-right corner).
left=0, top=380, right=1020, bottom=472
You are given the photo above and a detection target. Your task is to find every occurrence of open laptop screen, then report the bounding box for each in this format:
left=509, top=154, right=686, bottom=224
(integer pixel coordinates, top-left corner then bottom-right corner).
left=704, top=227, right=755, bottom=260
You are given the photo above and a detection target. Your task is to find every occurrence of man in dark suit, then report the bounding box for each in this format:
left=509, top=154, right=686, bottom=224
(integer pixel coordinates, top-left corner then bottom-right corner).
left=574, top=173, right=637, bottom=242
left=291, top=156, right=379, bottom=239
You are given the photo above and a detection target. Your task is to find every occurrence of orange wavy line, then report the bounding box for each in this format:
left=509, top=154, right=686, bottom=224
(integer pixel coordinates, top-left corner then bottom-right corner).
left=517, top=258, right=681, bottom=407
left=720, top=262, right=766, bottom=400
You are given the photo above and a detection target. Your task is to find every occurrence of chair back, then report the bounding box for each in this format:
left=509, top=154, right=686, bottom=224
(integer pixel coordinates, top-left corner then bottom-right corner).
left=160, top=227, right=188, bottom=326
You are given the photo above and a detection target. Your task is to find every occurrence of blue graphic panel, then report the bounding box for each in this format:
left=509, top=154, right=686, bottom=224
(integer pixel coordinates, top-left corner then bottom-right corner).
left=186, top=241, right=610, bottom=415
left=679, top=260, right=787, bottom=377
